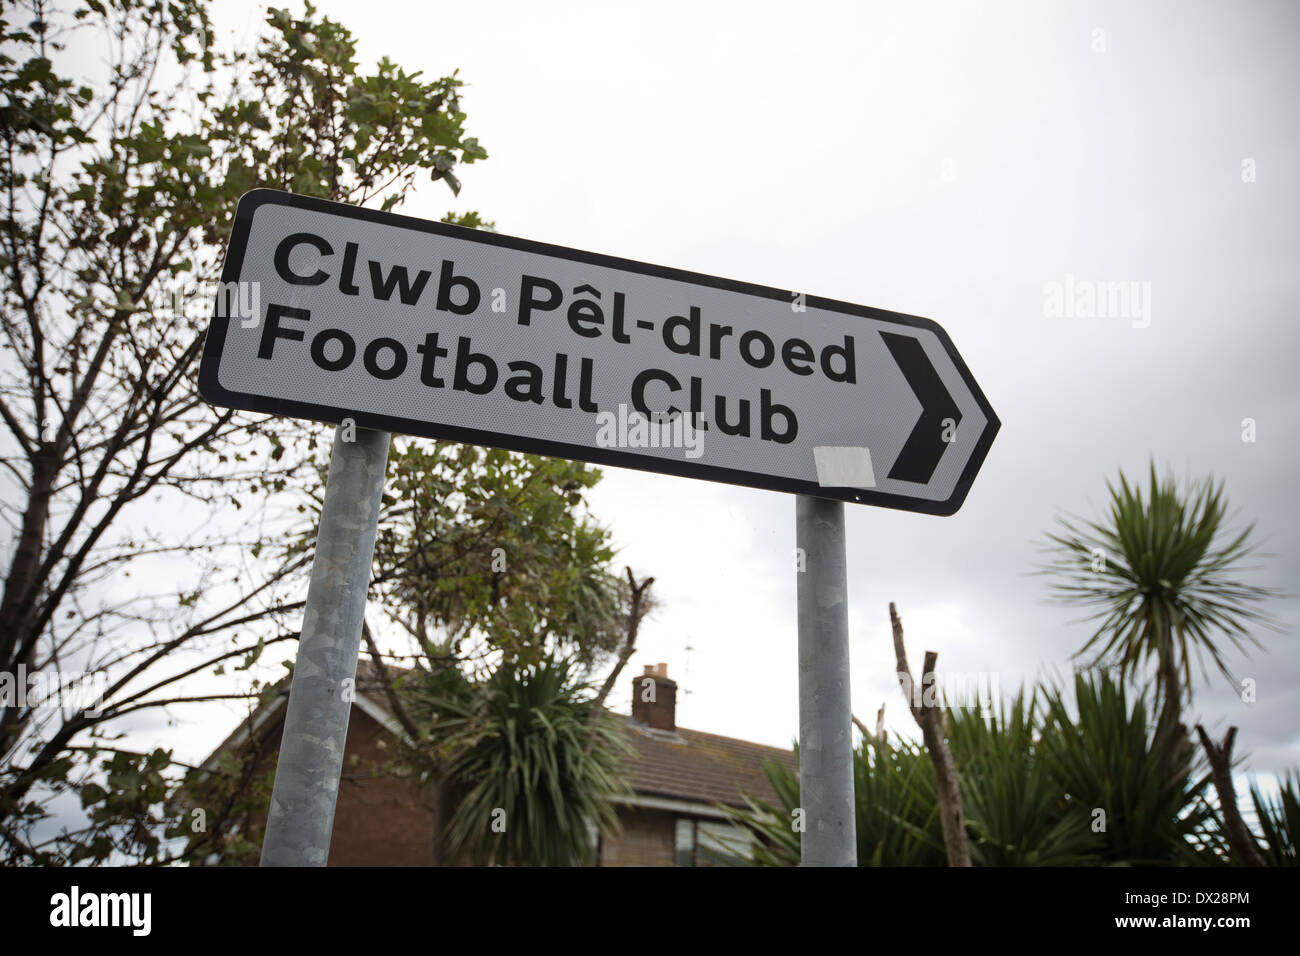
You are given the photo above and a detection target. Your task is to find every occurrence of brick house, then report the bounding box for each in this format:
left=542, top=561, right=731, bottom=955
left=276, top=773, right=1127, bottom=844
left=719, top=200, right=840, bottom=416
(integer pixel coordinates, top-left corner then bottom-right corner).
left=198, top=662, right=796, bottom=866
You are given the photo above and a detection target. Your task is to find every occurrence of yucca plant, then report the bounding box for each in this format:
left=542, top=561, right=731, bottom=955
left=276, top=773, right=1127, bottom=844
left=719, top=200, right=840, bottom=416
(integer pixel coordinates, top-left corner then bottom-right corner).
left=724, top=738, right=948, bottom=866
left=1040, top=671, right=1225, bottom=865
left=1250, top=773, right=1300, bottom=866
left=729, top=672, right=1235, bottom=866
left=1042, top=464, right=1279, bottom=751
left=407, top=654, right=632, bottom=866
left=853, top=737, right=948, bottom=866
left=947, top=693, right=1098, bottom=866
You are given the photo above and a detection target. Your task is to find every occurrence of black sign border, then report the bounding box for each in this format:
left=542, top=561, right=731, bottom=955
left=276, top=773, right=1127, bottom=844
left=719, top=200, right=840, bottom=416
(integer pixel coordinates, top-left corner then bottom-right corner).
left=199, top=189, right=1000, bottom=516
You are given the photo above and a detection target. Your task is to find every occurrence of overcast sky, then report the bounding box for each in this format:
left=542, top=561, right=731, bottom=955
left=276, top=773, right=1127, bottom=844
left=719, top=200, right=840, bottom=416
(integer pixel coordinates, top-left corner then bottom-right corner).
left=192, top=0, right=1299, bottom=779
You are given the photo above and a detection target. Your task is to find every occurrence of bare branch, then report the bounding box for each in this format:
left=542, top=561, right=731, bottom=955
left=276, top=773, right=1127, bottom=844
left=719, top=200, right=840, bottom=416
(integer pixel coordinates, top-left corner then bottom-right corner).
left=890, top=602, right=971, bottom=867
left=1194, top=724, right=1266, bottom=867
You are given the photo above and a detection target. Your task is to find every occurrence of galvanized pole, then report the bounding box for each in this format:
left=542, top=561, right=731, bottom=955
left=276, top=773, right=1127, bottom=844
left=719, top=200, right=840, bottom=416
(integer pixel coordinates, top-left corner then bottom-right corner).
left=795, top=494, right=857, bottom=866
left=260, top=424, right=390, bottom=867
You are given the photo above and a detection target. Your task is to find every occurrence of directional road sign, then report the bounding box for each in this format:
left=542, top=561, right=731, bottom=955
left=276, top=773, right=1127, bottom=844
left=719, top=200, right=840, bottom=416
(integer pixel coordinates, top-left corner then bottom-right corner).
left=200, top=190, right=999, bottom=515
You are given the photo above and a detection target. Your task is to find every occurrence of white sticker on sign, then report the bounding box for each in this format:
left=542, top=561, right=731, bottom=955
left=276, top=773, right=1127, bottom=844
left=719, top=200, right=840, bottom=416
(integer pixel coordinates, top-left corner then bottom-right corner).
left=813, top=447, right=877, bottom=489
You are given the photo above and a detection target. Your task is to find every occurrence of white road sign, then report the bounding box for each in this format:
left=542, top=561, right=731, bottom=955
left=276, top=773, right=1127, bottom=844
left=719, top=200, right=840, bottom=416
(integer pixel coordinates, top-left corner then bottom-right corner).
left=200, top=190, right=999, bottom=514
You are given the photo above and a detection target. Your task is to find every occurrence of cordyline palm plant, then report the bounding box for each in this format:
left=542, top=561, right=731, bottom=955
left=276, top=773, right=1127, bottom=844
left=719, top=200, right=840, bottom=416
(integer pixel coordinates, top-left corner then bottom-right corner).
left=722, top=738, right=947, bottom=866
left=726, top=700, right=1092, bottom=867
left=1041, top=464, right=1279, bottom=768
left=1040, top=672, right=1226, bottom=865
left=853, top=737, right=948, bottom=866
left=405, top=654, right=631, bottom=866
left=947, top=692, right=1098, bottom=866
left=726, top=672, right=1229, bottom=866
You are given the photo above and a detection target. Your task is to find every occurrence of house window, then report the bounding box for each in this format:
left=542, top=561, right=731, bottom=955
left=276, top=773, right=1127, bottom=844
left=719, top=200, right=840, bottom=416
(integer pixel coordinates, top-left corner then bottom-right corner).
left=674, top=818, right=695, bottom=867
left=674, top=818, right=754, bottom=866
left=695, top=821, right=754, bottom=866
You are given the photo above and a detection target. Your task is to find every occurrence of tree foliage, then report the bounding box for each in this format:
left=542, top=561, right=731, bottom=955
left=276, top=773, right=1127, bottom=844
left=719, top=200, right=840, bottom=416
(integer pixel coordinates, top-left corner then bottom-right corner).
left=0, top=0, right=487, bottom=864
left=369, top=442, right=627, bottom=671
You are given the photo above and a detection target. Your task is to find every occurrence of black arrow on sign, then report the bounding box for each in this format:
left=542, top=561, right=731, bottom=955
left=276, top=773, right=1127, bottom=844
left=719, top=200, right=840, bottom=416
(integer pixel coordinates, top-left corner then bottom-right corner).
left=880, top=331, right=962, bottom=484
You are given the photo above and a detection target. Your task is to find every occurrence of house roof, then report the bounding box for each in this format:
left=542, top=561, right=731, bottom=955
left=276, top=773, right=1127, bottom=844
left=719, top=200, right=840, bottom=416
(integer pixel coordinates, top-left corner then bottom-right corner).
left=613, top=714, right=795, bottom=809
left=354, top=661, right=797, bottom=810
left=210, top=660, right=796, bottom=813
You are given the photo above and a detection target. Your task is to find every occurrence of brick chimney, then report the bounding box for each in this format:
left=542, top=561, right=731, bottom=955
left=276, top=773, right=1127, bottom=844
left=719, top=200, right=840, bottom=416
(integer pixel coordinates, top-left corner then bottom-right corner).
left=631, top=663, right=677, bottom=731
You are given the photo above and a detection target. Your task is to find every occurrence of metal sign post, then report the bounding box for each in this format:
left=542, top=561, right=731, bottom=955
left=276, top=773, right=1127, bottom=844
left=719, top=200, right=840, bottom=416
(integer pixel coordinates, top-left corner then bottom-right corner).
left=796, top=495, right=857, bottom=866
left=259, top=424, right=389, bottom=867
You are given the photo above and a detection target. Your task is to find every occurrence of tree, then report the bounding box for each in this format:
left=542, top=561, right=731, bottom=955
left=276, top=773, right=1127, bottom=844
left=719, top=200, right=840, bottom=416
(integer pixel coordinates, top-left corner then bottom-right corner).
left=0, top=0, right=486, bottom=864
left=727, top=465, right=1282, bottom=868
left=344, top=440, right=655, bottom=867
left=1041, top=464, right=1280, bottom=776
left=368, top=442, right=629, bottom=670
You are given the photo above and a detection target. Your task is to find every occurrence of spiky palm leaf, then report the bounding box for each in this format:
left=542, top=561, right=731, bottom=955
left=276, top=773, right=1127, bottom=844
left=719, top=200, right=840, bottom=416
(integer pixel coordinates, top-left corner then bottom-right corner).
left=1250, top=772, right=1300, bottom=866
left=722, top=756, right=802, bottom=866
